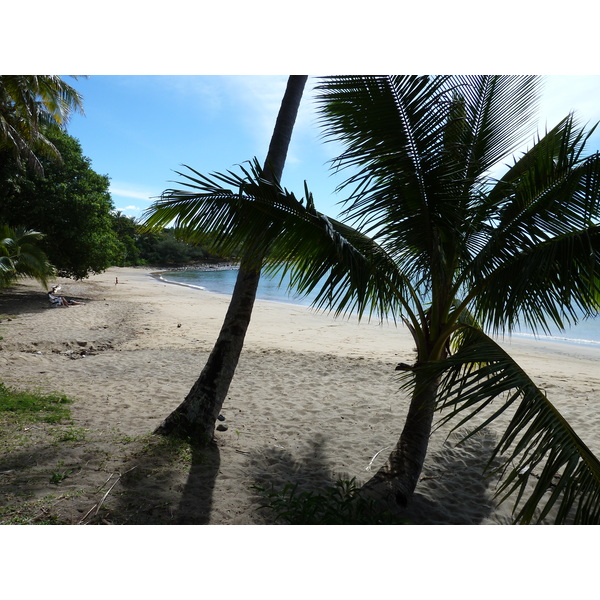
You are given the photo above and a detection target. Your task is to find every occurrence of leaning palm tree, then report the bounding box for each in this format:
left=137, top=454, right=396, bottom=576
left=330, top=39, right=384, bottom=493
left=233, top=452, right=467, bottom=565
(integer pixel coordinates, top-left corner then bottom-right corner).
left=145, top=75, right=308, bottom=443
left=0, top=75, right=84, bottom=175
left=0, top=225, right=55, bottom=288
left=143, top=75, right=600, bottom=523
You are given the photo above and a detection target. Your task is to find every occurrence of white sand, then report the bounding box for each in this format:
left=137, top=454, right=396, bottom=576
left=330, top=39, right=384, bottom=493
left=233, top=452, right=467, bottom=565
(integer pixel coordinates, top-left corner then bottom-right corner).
left=2, top=266, right=599, bottom=524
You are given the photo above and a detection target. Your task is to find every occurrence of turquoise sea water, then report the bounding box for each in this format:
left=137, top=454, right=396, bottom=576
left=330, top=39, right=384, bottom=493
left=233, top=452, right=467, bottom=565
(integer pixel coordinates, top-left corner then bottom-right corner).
left=160, top=268, right=600, bottom=349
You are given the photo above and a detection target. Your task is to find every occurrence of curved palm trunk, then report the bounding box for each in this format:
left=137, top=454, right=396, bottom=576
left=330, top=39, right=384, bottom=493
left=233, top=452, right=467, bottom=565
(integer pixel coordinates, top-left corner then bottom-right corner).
left=155, top=75, right=308, bottom=443
left=361, top=369, right=439, bottom=507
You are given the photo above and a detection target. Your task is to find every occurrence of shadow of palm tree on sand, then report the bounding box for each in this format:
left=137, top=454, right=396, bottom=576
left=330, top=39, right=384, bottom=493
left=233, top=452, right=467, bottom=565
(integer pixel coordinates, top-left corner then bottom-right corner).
left=106, top=436, right=220, bottom=524
left=247, top=429, right=501, bottom=525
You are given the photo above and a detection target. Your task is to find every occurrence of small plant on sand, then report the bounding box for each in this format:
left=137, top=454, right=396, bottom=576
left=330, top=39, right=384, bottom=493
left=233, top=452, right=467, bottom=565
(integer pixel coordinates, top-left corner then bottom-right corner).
left=134, top=433, right=196, bottom=469
left=0, top=382, right=72, bottom=425
left=54, top=426, right=87, bottom=443
left=254, top=478, right=407, bottom=525
left=0, top=502, right=59, bottom=524
left=49, top=463, right=73, bottom=485
left=0, top=492, right=82, bottom=524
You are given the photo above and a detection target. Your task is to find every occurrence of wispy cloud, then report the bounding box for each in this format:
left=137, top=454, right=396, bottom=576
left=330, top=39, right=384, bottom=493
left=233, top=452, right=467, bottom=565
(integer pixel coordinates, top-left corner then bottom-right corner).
left=170, top=76, right=316, bottom=148
left=110, top=186, right=155, bottom=202
left=136, top=75, right=330, bottom=171
left=220, top=75, right=290, bottom=150
left=539, top=76, right=600, bottom=129
left=222, top=75, right=329, bottom=165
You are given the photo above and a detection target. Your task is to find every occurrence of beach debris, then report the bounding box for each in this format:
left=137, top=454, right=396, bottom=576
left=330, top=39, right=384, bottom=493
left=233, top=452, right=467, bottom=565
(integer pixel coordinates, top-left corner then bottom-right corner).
left=366, top=446, right=391, bottom=471
left=217, top=414, right=226, bottom=421
left=177, top=323, right=182, bottom=328
left=78, top=467, right=137, bottom=525
left=216, top=423, right=228, bottom=432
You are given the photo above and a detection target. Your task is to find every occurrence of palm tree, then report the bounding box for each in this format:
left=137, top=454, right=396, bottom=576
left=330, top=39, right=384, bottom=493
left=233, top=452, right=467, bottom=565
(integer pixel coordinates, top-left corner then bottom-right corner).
left=0, top=75, right=84, bottom=175
left=144, top=75, right=308, bottom=443
left=142, top=75, right=600, bottom=523
left=0, top=225, right=54, bottom=288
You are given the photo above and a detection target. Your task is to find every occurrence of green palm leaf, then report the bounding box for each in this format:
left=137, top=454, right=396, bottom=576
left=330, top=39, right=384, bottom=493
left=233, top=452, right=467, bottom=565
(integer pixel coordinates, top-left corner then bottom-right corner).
left=0, top=225, right=54, bottom=288
left=144, top=159, right=426, bottom=324
left=456, top=116, right=600, bottom=335
left=424, top=326, right=600, bottom=524
left=0, top=75, right=84, bottom=174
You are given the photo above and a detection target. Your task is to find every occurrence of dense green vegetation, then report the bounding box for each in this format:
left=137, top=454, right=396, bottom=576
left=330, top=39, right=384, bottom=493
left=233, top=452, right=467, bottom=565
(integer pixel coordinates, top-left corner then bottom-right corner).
left=0, top=75, right=84, bottom=177
left=0, top=76, right=224, bottom=285
left=110, top=212, right=220, bottom=267
left=0, top=126, right=120, bottom=279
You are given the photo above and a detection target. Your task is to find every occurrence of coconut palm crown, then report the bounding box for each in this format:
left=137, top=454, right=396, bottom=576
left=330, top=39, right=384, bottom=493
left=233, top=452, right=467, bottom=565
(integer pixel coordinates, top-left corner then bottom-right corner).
left=0, top=75, right=84, bottom=175
left=0, top=225, right=55, bottom=288
left=144, top=75, right=600, bottom=524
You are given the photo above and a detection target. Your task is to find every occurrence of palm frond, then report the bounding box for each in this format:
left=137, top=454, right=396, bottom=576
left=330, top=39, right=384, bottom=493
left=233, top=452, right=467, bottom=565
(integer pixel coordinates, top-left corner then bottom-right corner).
left=314, top=76, right=452, bottom=269
left=454, top=115, right=600, bottom=335
left=474, top=224, right=600, bottom=335
left=315, top=76, right=542, bottom=283
left=425, top=326, right=600, bottom=524
left=143, top=160, right=424, bottom=324
left=471, top=116, right=600, bottom=272
left=0, top=226, right=54, bottom=288
left=452, top=75, right=541, bottom=179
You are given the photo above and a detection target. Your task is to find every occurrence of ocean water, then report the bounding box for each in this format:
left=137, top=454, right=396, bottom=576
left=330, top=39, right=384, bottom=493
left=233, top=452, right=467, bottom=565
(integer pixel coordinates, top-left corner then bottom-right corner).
left=160, top=267, right=316, bottom=307
left=160, top=268, right=600, bottom=349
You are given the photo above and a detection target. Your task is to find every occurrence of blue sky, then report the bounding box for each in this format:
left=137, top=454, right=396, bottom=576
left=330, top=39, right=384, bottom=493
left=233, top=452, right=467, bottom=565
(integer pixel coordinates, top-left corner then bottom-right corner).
left=6, top=3, right=600, bottom=221
left=65, top=75, right=349, bottom=220
left=64, top=75, right=600, bottom=223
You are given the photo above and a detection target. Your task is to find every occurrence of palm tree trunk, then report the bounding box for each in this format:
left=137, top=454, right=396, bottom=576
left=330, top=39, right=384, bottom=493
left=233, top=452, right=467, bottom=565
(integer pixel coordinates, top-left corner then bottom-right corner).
left=155, top=75, right=308, bottom=442
left=361, top=369, right=438, bottom=507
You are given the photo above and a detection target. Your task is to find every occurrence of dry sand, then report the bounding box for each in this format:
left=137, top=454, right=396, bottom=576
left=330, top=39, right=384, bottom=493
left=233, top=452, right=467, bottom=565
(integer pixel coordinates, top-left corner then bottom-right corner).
left=1, top=266, right=599, bottom=525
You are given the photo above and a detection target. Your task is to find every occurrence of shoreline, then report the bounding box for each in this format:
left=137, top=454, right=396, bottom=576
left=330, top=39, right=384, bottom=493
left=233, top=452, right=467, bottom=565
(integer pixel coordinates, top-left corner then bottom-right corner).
left=1, top=266, right=599, bottom=524
left=156, top=264, right=600, bottom=355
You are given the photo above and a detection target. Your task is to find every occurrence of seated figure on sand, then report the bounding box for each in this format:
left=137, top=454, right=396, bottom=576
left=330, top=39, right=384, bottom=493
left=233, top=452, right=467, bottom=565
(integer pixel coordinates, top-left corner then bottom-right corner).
left=48, top=285, right=85, bottom=307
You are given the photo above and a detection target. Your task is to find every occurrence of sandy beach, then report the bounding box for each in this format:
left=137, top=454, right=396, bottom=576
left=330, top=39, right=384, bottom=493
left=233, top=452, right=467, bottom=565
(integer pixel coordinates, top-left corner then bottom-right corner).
left=1, top=266, right=600, bottom=525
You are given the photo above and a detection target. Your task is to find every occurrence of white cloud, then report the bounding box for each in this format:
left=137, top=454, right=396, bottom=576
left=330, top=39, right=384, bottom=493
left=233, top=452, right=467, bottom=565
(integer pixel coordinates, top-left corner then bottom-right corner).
left=222, top=75, right=290, bottom=149
left=113, top=205, right=143, bottom=219
left=138, top=75, right=328, bottom=171
left=223, top=76, right=331, bottom=168
left=110, top=186, right=155, bottom=202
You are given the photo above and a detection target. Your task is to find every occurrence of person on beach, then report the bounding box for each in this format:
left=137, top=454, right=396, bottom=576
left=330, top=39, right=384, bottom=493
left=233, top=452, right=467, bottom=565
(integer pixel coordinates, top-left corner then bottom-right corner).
left=48, top=285, right=85, bottom=307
